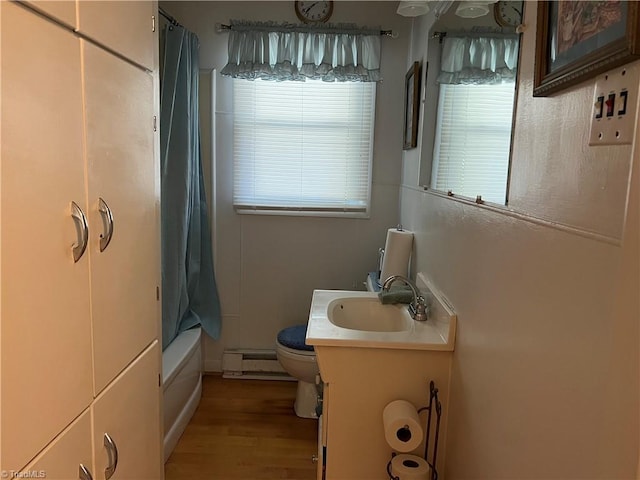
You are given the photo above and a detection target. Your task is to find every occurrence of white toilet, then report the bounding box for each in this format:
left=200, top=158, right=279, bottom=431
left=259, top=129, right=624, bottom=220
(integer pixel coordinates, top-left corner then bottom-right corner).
left=275, top=325, right=320, bottom=419
left=276, top=278, right=377, bottom=418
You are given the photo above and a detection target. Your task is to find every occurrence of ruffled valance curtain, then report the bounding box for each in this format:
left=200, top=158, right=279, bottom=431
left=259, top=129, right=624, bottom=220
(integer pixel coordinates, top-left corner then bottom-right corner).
left=220, top=21, right=381, bottom=82
left=437, top=36, right=519, bottom=85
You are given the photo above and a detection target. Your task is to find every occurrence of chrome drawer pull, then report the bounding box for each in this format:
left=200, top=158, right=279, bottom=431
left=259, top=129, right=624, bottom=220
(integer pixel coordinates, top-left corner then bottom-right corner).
left=71, top=201, right=89, bottom=263
left=98, top=197, right=114, bottom=252
left=104, top=432, right=118, bottom=480
left=79, top=463, right=93, bottom=480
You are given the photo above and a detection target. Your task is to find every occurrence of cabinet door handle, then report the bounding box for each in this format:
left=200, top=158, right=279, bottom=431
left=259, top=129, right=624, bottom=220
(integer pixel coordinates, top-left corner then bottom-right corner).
left=71, top=201, right=89, bottom=263
left=78, top=464, right=93, bottom=480
left=104, top=433, right=118, bottom=480
left=98, top=197, right=114, bottom=252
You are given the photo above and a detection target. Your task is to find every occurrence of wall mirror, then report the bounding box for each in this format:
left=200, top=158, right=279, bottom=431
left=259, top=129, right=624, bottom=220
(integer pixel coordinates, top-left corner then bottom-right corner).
left=419, top=1, right=524, bottom=206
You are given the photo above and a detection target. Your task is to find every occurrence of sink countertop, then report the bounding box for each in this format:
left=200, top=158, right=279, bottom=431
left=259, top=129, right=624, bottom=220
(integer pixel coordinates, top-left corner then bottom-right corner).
left=306, top=274, right=457, bottom=351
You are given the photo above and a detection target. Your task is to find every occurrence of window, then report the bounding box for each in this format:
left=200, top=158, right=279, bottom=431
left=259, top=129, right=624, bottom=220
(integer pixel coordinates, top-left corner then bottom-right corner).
left=232, top=79, right=376, bottom=216
left=431, top=82, right=516, bottom=205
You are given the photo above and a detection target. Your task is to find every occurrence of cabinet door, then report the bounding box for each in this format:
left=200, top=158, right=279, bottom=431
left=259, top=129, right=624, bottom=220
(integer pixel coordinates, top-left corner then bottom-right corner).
left=81, top=40, right=159, bottom=395
left=20, top=409, right=94, bottom=480
left=0, top=2, right=93, bottom=471
left=24, top=1, right=77, bottom=28
left=92, top=342, right=162, bottom=480
left=77, top=1, right=155, bottom=70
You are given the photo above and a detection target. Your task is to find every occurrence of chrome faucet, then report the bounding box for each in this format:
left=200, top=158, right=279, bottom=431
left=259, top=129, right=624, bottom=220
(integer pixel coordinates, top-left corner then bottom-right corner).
left=381, top=275, right=429, bottom=322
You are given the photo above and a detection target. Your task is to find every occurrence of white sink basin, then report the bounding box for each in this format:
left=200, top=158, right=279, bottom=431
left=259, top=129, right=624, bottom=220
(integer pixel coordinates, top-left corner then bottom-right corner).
left=328, top=297, right=411, bottom=332
left=306, top=278, right=457, bottom=351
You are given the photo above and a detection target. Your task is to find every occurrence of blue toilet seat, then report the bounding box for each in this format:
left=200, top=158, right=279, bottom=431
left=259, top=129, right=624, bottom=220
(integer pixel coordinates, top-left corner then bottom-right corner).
left=277, top=325, right=314, bottom=352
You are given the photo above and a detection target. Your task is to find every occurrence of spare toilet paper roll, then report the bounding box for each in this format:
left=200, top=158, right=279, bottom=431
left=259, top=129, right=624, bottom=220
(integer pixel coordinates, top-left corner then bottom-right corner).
left=380, top=228, right=414, bottom=284
left=383, top=399, right=423, bottom=452
left=391, top=454, right=430, bottom=480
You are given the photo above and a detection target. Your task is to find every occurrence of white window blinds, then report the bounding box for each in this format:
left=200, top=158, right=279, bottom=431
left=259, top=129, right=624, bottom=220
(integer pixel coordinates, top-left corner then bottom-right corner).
left=431, top=83, right=515, bottom=204
left=233, top=79, right=376, bottom=215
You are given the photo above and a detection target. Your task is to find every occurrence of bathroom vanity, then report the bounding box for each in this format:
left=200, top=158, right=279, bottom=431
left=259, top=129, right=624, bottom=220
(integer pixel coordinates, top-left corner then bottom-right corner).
left=306, top=274, right=457, bottom=480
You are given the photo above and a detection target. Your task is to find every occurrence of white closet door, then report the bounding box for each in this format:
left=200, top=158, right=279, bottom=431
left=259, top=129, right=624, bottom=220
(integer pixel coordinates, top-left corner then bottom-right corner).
left=0, top=2, right=92, bottom=471
left=81, top=40, right=159, bottom=394
left=92, top=342, right=162, bottom=480
left=77, top=1, right=156, bottom=71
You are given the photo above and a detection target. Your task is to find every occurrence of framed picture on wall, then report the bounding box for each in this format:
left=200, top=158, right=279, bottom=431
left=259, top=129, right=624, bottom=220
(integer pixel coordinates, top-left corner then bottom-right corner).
left=534, top=1, right=640, bottom=96
left=403, top=61, right=421, bottom=150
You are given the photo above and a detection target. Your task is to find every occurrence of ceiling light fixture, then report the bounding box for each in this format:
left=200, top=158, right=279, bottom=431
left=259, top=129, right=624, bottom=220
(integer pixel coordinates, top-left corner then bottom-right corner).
left=455, top=0, right=497, bottom=19
left=396, top=1, right=430, bottom=17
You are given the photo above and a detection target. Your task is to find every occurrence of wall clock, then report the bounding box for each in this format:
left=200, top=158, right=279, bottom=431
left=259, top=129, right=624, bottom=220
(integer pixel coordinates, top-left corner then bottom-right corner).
left=294, top=1, right=334, bottom=23
left=494, top=1, right=523, bottom=28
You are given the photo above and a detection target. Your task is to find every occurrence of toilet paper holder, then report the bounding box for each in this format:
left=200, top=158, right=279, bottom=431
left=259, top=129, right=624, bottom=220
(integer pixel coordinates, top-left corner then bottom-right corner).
left=386, top=380, right=442, bottom=480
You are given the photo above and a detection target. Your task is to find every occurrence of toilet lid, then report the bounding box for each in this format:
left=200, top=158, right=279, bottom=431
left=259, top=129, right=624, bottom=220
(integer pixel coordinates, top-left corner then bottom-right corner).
left=277, top=325, right=314, bottom=352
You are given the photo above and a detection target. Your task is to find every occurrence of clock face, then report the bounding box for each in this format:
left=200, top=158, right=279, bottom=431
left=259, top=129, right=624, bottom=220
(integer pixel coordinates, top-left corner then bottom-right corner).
left=494, top=1, right=523, bottom=28
left=295, top=1, right=334, bottom=23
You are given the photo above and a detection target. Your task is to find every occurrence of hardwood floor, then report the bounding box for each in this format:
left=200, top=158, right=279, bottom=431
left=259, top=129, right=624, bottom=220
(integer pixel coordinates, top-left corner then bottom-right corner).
left=165, top=374, right=318, bottom=480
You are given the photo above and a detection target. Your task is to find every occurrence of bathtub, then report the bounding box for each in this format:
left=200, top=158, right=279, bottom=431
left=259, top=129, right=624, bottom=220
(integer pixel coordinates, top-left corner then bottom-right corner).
left=162, top=327, right=202, bottom=462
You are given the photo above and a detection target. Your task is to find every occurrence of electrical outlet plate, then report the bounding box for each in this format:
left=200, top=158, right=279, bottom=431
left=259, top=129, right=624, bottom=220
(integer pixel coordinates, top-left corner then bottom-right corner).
left=588, top=64, right=639, bottom=146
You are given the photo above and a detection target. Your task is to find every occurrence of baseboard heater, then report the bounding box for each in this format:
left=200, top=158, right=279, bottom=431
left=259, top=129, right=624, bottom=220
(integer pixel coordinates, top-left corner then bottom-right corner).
left=222, top=349, right=293, bottom=381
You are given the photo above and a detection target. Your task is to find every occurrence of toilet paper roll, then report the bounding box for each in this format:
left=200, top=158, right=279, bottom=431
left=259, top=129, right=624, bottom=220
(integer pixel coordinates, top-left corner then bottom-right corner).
left=383, top=400, right=423, bottom=452
left=380, top=228, right=414, bottom=284
left=391, top=454, right=430, bottom=480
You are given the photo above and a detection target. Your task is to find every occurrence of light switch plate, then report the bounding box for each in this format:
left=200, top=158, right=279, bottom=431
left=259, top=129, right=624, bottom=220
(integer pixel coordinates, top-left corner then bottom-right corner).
left=588, top=64, right=639, bottom=146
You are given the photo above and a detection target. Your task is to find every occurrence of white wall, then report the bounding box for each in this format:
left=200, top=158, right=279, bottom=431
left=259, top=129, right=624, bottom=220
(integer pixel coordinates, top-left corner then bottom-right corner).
left=401, top=2, right=639, bottom=478
left=161, top=1, right=411, bottom=370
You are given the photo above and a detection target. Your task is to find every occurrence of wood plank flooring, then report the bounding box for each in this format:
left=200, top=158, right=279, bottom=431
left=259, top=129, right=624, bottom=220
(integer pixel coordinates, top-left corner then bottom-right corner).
left=164, top=374, right=318, bottom=480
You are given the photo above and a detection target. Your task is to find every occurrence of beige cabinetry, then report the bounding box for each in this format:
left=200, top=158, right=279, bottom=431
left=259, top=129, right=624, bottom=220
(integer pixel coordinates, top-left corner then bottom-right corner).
left=24, top=0, right=77, bottom=28
left=92, top=343, right=162, bottom=480
left=82, top=39, right=159, bottom=395
left=0, top=1, right=161, bottom=478
left=316, top=346, right=451, bottom=480
left=77, top=1, right=155, bottom=70
left=20, top=410, right=94, bottom=480
left=0, top=3, right=93, bottom=470
left=21, top=1, right=155, bottom=71
left=20, top=344, right=161, bottom=480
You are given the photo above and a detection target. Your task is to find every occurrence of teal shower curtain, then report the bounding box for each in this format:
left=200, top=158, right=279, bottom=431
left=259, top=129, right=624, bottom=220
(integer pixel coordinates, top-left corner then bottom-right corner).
left=160, top=25, right=221, bottom=350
